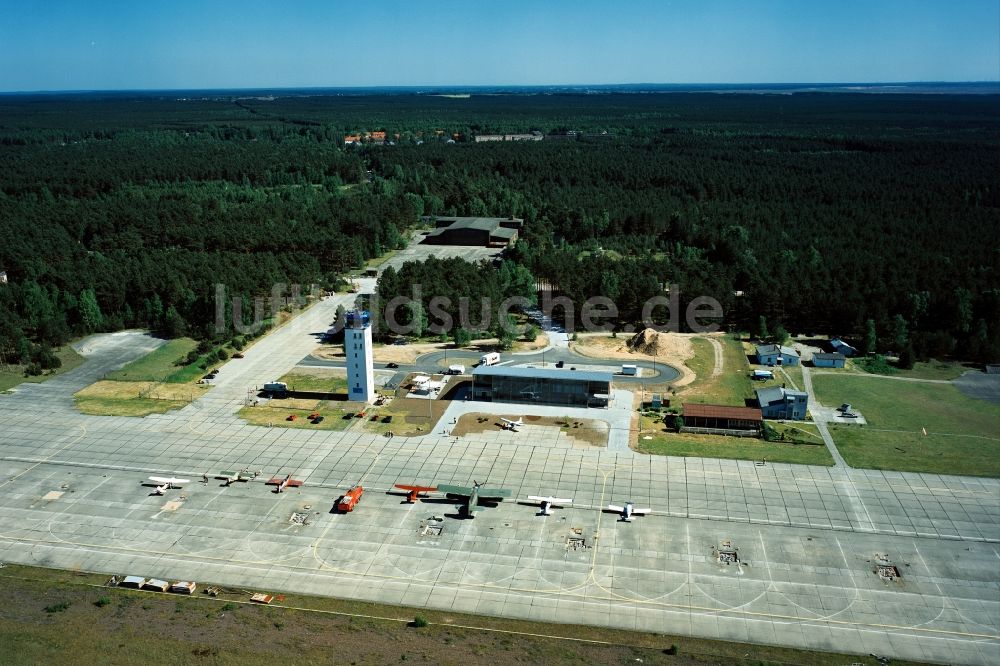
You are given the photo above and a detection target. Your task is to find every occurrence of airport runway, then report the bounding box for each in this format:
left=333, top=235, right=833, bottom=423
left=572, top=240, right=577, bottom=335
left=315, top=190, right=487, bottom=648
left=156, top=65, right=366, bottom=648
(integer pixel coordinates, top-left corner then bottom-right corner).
left=0, top=320, right=997, bottom=664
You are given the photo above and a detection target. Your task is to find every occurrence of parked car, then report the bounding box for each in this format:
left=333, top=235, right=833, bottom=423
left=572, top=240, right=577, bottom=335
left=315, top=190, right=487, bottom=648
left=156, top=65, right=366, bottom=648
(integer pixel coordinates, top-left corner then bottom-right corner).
left=312, top=416, right=325, bottom=424
left=386, top=362, right=399, bottom=369
left=232, top=353, right=244, bottom=359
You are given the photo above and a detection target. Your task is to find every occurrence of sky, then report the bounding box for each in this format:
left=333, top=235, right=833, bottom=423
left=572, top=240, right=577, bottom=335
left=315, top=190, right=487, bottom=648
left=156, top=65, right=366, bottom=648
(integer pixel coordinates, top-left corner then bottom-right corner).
left=0, top=0, right=997, bottom=91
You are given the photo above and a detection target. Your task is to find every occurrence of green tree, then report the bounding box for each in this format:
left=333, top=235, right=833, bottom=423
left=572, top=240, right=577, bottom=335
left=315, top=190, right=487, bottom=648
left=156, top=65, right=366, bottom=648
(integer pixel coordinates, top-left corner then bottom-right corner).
left=163, top=305, right=187, bottom=338
left=523, top=324, right=539, bottom=342
left=757, top=316, right=769, bottom=341
left=773, top=324, right=790, bottom=345
left=889, top=314, right=908, bottom=350
left=453, top=327, right=472, bottom=347
left=864, top=319, right=877, bottom=355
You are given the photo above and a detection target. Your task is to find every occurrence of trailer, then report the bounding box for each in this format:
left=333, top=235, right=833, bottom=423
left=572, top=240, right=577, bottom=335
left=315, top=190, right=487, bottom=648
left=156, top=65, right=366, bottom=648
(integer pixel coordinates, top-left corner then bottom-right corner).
left=143, top=578, right=170, bottom=592
left=480, top=352, right=500, bottom=366
left=263, top=381, right=288, bottom=396
left=621, top=364, right=638, bottom=376
left=446, top=364, right=465, bottom=375
left=171, top=581, right=197, bottom=594
left=120, top=576, right=146, bottom=589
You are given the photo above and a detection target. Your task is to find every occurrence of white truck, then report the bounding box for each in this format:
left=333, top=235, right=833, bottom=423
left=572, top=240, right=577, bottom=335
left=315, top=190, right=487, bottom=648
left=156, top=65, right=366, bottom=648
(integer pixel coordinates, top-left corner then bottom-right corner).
left=480, top=352, right=501, bottom=366
left=446, top=364, right=466, bottom=375
left=263, top=381, right=288, bottom=396
left=621, top=364, right=638, bottom=376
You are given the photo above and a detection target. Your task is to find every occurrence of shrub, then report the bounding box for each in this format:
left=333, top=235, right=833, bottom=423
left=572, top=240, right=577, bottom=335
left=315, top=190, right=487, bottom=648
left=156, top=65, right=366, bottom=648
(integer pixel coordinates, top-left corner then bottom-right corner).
left=216, top=349, right=229, bottom=361
left=44, top=601, right=71, bottom=613
left=412, top=615, right=429, bottom=628
left=94, top=596, right=111, bottom=608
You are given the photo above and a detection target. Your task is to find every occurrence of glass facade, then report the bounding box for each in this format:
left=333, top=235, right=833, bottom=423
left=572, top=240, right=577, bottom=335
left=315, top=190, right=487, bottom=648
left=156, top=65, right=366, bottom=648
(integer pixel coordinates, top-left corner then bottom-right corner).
left=472, top=369, right=611, bottom=408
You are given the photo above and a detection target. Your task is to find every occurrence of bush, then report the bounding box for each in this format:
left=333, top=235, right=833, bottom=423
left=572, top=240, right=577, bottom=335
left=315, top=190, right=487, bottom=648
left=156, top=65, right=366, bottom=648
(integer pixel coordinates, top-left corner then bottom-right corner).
left=94, top=596, right=111, bottom=608
left=412, top=615, right=429, bottom=628
left=231, top=337, right=244, bottom=351
left=196, top=340, right=213, bottom=354
left=24, top=362, right=43, bottom=376
left=216, top=349, right=229, bottom=361
left=523, top=325, right=538, bottom=342
left=185, top=350, right=201, bottom=364
left=44, top=601, right=71, bottom=613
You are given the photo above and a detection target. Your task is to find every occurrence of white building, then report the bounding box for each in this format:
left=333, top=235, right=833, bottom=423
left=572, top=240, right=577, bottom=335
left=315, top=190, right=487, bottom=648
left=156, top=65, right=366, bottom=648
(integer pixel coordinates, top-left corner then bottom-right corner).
left=345, top=310, right=375, bottom=403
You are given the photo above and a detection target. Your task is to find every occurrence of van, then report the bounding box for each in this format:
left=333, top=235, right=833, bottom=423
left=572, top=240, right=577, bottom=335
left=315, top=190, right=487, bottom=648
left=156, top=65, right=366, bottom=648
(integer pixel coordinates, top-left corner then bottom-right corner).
left=480, top=352, right=500, bottom=366
left=263, top=381, right=288, bottom=396
left=447, top=365, right=465, bottom=375
left=621, top=364, right=637, bottom=376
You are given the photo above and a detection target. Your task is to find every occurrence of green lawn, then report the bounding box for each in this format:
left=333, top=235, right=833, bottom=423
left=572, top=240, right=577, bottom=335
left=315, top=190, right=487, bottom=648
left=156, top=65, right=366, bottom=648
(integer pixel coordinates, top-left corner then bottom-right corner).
left=277, top=370, right=348, bottom=394
left=238, top=404, right=356, bottom=431
left=814, top=374, right=1000, bottom=477
left=637, top=415, right=834, bottom=466
left=106, top=338, right=199, bottom=382
left=681, top=336, right=758, bottom=406
left=0, top=345, right=86, bottom=392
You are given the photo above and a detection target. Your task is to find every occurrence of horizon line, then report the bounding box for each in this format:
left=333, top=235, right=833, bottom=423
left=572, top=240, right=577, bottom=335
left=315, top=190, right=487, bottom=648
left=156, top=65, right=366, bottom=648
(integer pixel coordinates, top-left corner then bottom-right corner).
left=2, top=80, right=999, bottom=96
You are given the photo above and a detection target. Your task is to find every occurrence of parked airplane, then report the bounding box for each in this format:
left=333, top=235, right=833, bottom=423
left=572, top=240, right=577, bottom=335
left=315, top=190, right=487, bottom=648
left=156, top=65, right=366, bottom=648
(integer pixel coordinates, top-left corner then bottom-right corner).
left=393, top=483, right=438, bottom=503
left=148, top=476, right=189, bottom=495
left=526, top=495, right=573, bottom=516
left=216, top=470, right=254, bottom=486
left=606, top=502, right=651, bottom=522
left=265, top=473, right=303, bottom=493
left=437, top=481, right=511, bottom=518
left=500, top=417, right=523, bottom=431
left=149, top=476, right=189, bottom=488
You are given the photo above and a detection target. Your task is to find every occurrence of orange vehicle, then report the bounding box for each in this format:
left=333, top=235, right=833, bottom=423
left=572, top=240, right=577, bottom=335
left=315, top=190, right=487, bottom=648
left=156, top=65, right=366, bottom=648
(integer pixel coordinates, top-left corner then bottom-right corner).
left=335, top=485, right=364, bottom=512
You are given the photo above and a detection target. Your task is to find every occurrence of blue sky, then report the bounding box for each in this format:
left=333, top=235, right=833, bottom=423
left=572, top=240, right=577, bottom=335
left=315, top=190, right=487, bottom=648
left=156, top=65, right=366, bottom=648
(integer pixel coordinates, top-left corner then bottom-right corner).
left=1, top=0, right=997, bottom=91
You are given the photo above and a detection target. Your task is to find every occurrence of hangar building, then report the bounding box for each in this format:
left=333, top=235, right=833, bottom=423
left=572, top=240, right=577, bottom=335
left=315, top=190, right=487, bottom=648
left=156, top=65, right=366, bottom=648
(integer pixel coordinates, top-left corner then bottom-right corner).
left=423, top=217, right=522, bottom=247
left=471, top=366, right=612, bottom=408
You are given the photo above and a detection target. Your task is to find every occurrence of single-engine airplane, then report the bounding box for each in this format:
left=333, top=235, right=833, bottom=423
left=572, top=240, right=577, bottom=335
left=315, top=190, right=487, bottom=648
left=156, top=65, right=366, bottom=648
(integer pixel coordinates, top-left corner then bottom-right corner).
left=148, top=476, right=190, bottom=495
left=216, top=470, right=254, bottom=486
left=606, top=501, right=651, bottom=522
left=499, top=417, right=523, bottom=431
left=437, top=480, right=511, bottom=518
left=393, top=484, right=438, bottom=503
left=526, top=495, right=573, bottom=516
left=266, top=473, right=303, bottom=493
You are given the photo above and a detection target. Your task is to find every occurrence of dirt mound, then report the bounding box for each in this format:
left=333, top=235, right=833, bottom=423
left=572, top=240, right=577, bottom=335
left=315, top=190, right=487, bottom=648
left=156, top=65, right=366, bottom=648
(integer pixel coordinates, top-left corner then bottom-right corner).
left=625, top=328, right=691, bottom=358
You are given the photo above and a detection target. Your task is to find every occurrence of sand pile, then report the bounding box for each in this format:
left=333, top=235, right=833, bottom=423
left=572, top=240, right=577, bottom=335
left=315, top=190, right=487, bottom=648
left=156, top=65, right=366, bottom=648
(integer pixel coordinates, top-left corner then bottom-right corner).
left=625, top=328, right=693, bottom=359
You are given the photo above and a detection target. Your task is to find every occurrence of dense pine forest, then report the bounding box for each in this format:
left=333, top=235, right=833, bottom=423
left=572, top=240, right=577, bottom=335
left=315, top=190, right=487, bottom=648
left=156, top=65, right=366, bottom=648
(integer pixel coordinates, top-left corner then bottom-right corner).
left=1, top=91, right=998, bottom=367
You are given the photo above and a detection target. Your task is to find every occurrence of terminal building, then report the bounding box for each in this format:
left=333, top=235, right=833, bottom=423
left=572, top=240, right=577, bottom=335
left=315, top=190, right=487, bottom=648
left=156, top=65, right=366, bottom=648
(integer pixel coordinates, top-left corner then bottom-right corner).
left=344, top=310, right=375, bottom=403
left=471, top=366, right=612, bottom=408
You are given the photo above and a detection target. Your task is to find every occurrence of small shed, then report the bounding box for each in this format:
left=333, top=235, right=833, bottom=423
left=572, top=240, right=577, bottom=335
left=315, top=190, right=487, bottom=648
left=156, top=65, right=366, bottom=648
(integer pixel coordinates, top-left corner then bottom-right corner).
left=171, top=581, right=197, bottom=594
left=751, top=369, right=774, bottom=380
left=813, top=352, right=846, bottom=368
left=120, top=576, right=146, bottom=589
left=830, top=338, right=857, bottom=357
left=143, top=578, right=170, bottom=592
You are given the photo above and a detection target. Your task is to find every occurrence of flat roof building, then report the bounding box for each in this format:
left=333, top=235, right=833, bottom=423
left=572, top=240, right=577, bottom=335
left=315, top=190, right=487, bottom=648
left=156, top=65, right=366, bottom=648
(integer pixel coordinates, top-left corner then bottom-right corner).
left=424, top=216, right=522, bottom=247
left=472, top=366, right=611, bottom=408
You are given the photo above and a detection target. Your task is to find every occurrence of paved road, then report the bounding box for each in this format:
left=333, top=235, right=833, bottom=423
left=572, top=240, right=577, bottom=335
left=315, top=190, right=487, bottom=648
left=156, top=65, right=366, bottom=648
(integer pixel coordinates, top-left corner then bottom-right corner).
left=303, top=347, right=681, bottom=385
left=0, top=328, right=997, bottom=664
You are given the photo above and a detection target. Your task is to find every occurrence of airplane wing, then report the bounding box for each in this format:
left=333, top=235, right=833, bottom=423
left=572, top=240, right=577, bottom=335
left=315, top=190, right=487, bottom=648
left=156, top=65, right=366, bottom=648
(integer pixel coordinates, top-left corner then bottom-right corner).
left=478, top=487, right=512, bottom=499
left=149, top=476, right=189, bottom=485
left=265, top=477, right=284, bottom=485
left=436, top=484, right=474, bottom=496
left=394, top=484, right=437, bottom=492
left=527, top=495, right=573, bottom=504
left=217, top=471, right=237, bottom=478
left=632, top=507, right=651, bottom=515
left=285, top=479, right=303, bottom=487
left=607, top=504, right=625, bottom=512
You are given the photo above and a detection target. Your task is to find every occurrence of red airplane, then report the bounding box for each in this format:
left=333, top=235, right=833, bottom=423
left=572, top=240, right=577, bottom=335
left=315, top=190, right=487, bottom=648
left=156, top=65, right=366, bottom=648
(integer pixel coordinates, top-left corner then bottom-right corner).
left=335, top=485, right=364, bottom=512
left=266, top=473, right=303, bottom=493
left=393, top=484, right=438, bottom=503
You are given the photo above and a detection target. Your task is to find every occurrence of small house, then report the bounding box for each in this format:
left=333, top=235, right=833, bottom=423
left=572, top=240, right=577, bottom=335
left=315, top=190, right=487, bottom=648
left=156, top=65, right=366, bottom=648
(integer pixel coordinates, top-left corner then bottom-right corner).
left=813, top=352, right=846, bottom=368
left=756, top=386, right=809, bottom=420
left=681, top=403, right=763, bottom=436
left=755, top=344, right=800, bottom=367
left=830, top=338, right=857, bottom=357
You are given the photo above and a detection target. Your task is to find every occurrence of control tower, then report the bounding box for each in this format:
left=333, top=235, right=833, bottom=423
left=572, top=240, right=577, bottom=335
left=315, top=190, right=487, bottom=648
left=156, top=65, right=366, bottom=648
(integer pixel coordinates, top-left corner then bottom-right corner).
left=345, top=309, right=375, bottom=403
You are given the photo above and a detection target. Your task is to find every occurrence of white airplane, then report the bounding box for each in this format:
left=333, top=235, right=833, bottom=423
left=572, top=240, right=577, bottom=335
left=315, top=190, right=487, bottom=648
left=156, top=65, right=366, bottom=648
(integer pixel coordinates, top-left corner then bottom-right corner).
left=500, top=417, right=523, bottom=431
left=148, top=476, right=190, bottom=495
left=526, top=495, right=573, bottom=516
left=607, top=502, right=650, bottom=522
